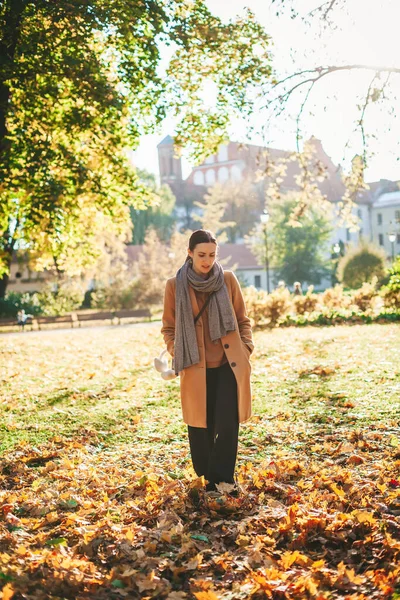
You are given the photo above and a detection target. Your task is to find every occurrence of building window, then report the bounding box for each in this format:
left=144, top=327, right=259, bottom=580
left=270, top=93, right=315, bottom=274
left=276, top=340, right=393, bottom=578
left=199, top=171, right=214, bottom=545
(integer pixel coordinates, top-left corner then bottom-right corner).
left=205, top=155, right=214, bottom=165
left=396, top=210, right=400, bottom=223
left=217, top=166, right=229, bottom=183
left=254, top=275, right=261, bottom=288
left=379, top=233, right=384, bottom=246
left=231, top=164, right=242, bottom=182
left=346, top=228, right=351, bottom=241
left=205, top=169, right=216, bottom=185
left=193, top=170, right=205, bottom=186
left=217, top=145, right=228, bottom=162
left=357, top=208, right=362, bottom=218
left=397, top=233, right=400, bottom=244
left=377, top=213, right=382, bottom=226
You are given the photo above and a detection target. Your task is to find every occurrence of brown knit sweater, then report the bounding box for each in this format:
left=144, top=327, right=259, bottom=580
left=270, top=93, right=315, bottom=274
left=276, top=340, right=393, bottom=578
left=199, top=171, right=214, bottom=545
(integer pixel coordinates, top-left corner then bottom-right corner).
left=194, top=290, right=228, bottom=369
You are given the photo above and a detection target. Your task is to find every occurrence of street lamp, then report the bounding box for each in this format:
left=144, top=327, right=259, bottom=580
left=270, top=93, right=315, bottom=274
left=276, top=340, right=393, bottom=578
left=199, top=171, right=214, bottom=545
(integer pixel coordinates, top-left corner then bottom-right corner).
left=260, top=210, right=270, bottom=293
left=388, top=231, right=396, bottom=262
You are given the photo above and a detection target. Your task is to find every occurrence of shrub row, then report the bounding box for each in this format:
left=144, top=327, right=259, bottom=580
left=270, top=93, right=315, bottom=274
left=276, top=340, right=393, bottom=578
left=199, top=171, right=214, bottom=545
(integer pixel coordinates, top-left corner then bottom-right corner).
left=242, top=260, right=400, bottom=329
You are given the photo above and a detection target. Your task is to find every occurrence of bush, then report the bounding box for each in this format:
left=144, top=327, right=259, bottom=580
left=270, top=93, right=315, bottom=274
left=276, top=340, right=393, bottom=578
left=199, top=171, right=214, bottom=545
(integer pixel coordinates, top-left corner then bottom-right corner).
left=91, top=280, right=141, bottom=310
left=264, top=288, right=292, bottom=327
left=0, top=291, right=42, bottom=318
left=36, top=281, right=85, bottom=316
left=380, top=257, right=400, bottom=309
left=293, top=286, right=319, bottom=315
left=350, top=278, right=379, bottom=313
left=337, top=242, right=386, bottom=289
left=242, top=286, right=269, bottom=328
left=320, top=284, right=351, bottom=310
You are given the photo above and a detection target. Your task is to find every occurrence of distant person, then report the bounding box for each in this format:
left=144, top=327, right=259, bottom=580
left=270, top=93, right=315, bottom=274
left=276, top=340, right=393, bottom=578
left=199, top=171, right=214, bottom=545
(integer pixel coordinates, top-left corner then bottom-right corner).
left=161, top=229, right=253, bottom=499
left=277, top=280, right=286, bottom=290
left=293, top=282, right=303, bottom=296
left=17, top=309, right=28, bottom=331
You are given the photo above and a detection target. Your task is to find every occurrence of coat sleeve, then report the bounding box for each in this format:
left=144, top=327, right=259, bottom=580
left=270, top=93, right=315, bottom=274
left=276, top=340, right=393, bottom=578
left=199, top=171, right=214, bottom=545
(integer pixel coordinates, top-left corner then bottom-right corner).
left=161, top=278, right=175, bottom=358
left=230, top=272, right=254, bottom=354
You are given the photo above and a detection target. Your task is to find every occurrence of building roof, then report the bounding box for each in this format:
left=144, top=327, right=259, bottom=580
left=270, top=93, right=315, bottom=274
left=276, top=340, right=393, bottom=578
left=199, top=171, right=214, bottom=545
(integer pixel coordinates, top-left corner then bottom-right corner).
left=218, top=243, right=261, bottom=269
left=126, top=243, right=262, bottom=270
left=372, top=191, right=400, bottom=208
left=157, top=135, right=174, bottom=147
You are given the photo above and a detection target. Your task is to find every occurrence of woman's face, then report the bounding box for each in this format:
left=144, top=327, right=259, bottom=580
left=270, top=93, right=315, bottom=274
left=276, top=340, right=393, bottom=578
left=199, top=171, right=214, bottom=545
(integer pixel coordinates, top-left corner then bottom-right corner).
left=188, top=242, right=217, bottom=277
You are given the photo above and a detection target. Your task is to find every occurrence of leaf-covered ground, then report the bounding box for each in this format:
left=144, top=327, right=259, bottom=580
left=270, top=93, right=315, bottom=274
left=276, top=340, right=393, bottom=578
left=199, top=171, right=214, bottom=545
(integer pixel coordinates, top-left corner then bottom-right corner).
left=1, top=322, right=400, bottom=599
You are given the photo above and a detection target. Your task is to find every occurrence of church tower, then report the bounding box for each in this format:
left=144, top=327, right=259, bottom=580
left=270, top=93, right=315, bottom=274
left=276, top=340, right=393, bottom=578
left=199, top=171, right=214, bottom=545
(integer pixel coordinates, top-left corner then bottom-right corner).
left=157, top=135, right=183, bottom=185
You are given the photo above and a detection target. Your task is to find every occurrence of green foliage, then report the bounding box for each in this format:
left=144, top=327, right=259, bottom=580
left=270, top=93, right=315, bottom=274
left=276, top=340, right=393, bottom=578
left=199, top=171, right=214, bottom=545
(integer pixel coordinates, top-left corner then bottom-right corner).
left=337, top=242, right=386, bottom=289
left=253, top=192, right=332, bottom=286
left=0, top=292, right=42, bottom=318
left=130, top=170, right=177, bottom=244
left=380, top=257, right=400, bottom=308
left=36, top=282, right=85, bottom=316
left=91, top=281, right=141, bottom=311
left=0, top=0, right=272, bottom=294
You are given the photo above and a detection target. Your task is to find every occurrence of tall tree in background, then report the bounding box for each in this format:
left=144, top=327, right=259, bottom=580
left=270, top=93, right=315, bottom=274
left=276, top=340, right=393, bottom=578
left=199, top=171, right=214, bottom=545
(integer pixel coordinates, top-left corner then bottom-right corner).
left=130, top=170, right=176, bottom=244
left=250, top=191, right=332, bottom=286
left=194, top=187, right=235, bottom=243
left=0, top=0, right=272, bottom=296
left=203, top=180, right=263, bottom=242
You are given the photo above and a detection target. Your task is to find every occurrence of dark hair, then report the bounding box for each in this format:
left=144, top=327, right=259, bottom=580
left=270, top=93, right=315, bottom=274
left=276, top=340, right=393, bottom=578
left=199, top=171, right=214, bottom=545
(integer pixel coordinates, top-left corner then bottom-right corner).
left=185, top=229, right=217, bottom=262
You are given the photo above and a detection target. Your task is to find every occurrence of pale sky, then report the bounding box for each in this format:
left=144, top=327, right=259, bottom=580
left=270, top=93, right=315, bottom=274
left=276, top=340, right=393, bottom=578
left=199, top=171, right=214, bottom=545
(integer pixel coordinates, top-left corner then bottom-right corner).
left=132, top=0, right=400, bottom=184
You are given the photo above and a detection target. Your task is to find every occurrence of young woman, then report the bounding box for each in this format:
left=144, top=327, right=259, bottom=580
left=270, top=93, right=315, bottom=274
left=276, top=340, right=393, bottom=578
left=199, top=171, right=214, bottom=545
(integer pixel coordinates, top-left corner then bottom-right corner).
left=161, top=229, right=254, bottom=496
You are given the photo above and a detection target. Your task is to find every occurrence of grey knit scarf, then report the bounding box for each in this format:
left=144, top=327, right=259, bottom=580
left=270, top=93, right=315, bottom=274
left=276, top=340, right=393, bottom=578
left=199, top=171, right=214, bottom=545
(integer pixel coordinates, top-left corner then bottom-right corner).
left=173, top=260, right=236, bottom=375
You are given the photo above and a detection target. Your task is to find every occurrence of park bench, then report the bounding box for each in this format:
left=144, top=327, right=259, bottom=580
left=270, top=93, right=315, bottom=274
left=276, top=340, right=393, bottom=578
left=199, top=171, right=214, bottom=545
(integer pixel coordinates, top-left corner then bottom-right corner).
left=114, top=308, right=151, bottom=324
left=76, top=311, right=115, bottom=326
left=0, top=316, right=34, bottom=331
left=36, top=315, right=75, bottom=330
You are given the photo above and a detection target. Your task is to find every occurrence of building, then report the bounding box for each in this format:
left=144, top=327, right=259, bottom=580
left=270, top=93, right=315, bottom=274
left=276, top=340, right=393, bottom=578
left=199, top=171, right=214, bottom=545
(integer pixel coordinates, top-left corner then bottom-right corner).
left=371, top=191, right=400, bottom=258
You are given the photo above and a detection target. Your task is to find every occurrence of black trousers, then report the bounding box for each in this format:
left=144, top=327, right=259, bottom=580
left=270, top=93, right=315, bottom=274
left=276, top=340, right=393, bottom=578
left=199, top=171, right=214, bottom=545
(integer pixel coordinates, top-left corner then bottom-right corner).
left=188, top=361, right=239, bottom=486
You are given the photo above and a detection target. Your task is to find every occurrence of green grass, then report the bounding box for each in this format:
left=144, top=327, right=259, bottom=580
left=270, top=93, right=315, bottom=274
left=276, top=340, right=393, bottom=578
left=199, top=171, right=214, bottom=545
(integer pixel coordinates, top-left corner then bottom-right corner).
left=1, top=322, right=399, bottom=457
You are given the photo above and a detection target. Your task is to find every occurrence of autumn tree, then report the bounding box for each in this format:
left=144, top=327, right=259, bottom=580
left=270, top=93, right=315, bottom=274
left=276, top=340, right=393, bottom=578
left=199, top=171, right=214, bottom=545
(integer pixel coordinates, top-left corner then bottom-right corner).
left=133, top=228, right=189, bottom=307
left=193, top=186, right=235, bottom=243
left=197, top=179, right=262, bottom=243
left=0, top=0, right=272, bottom=297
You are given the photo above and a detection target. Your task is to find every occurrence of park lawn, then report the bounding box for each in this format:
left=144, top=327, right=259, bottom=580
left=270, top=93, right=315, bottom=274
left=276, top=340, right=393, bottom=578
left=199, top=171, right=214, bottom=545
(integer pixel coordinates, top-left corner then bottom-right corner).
left=0, top=322, right=400, bottom=599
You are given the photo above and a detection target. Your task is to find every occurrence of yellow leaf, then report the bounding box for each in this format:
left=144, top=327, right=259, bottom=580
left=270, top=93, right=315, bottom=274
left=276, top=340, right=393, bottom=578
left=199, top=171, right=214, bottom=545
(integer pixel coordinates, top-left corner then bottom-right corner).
left=330, top=483, right=345, bottom=498
left=1, top=584, right=15, bottom=600
left=352, top=510, right=376, bottom=525
left=281, top=550, right=300, bottom=569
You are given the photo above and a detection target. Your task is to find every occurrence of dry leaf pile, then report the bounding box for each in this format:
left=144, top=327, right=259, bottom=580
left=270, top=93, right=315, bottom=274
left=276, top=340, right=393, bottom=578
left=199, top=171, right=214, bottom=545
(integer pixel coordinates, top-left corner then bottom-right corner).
left=0, top=323, right=400, bottom=599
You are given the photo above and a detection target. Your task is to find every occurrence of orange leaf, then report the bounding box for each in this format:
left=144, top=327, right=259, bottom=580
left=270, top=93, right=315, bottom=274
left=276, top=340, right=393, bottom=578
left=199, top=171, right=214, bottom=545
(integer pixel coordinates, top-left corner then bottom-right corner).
left=194, top=592, right=220, bottom=600
left=2, top=584, right=15, bottom=600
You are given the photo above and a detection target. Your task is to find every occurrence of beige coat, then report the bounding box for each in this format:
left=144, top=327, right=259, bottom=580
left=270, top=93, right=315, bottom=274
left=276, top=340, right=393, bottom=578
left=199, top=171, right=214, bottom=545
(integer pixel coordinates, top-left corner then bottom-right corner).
left=161, top=270, right=254, bottom=428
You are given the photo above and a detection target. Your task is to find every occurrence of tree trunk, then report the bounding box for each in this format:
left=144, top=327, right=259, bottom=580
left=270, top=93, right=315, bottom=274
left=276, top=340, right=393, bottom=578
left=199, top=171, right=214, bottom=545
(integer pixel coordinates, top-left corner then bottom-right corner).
left=0, top=272, right=10, bottom=300
left=0, top=245, right=12, bottom=299
left=0, top=0, right=27, bottom=164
